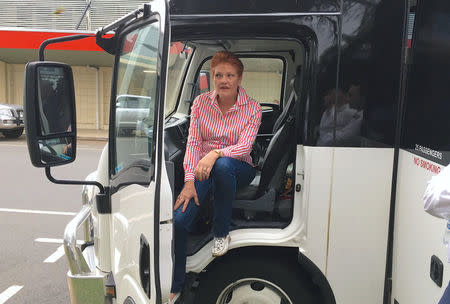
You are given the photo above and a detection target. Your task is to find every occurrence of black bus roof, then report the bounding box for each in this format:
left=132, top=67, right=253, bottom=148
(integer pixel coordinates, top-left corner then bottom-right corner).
left=169, top=0, right=340, bottom=15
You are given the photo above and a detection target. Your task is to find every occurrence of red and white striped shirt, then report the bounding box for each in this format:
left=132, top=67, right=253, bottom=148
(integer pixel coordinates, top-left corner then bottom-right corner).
left=183, top=86, right=262, bottom=182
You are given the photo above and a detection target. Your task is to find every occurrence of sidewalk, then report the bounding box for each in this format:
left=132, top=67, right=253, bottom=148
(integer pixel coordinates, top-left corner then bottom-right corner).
left=77, top=129, right=108, bottom=141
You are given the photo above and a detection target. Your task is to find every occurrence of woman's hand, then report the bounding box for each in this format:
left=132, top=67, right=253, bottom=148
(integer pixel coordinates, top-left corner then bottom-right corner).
left=195, top=151, right=220, bottom=181
left=174, top=181, right=199, bottom=212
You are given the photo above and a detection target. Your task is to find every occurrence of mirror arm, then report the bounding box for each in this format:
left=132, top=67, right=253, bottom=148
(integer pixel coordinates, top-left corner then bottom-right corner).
left=39, top=35, right=94, bottom=61
left=45, top=167, right=105, bottom=194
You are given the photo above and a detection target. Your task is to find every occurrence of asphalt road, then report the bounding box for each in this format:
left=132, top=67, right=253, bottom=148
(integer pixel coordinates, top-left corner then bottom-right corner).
left=0, top=135, right=105, bottom=304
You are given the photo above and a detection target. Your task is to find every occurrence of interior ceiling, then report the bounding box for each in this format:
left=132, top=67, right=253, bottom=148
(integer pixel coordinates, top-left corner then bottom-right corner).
left=189, top=39, right=303, bottom=72
left=0, top=48, right=114, bottom=67
left=190, top=39, right=302, bottom=53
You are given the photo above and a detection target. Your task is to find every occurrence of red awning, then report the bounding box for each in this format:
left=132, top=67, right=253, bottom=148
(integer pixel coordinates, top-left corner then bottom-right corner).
left=0, top=29, right=111, bottom=51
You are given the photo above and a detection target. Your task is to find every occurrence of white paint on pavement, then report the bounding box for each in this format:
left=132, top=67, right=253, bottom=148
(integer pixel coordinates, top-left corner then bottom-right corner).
left=44, top=245, right=65, bottom=263
left=0, top=285, right=23, bottom=304
left=35, top=238, right=83, bottom=245
left=0, top=144, right=24, bottom=148
left=0, top=208, right=75, bottom=216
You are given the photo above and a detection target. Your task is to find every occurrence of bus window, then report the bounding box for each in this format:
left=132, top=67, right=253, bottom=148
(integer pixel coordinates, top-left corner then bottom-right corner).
left=165, top=42, right=194, bottom=117
left=401, top=0, right=450, bottom=166
left=313, top=0, right=404, bottom=148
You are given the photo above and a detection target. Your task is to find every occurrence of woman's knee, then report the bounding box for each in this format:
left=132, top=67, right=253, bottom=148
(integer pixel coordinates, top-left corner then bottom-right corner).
left=213, top=157, right=235, bottom=176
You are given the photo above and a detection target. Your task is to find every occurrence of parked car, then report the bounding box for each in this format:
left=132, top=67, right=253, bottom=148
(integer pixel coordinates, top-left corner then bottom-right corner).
left=115, top=94, right=152, bottom=136
left=0, top=103, right=24, bottom=138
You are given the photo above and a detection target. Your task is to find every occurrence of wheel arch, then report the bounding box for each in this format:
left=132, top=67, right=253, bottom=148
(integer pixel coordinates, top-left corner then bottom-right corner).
left=204, top=246, right=336, bottom=304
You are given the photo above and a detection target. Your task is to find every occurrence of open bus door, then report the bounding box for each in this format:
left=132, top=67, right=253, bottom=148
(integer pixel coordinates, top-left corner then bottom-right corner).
left=391, top=0, right=450, bottom=303
left=106, top=0, right=173, bottom=302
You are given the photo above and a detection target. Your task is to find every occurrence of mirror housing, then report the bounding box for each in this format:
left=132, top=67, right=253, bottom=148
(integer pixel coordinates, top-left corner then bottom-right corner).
left=24, top=61, right=77, bottom=167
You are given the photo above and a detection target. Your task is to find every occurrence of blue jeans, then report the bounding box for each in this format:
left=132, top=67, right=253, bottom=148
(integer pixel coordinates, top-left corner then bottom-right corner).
left=439, top=282, right=450, bottom=304
left=171, top=157, right=256, bottom=293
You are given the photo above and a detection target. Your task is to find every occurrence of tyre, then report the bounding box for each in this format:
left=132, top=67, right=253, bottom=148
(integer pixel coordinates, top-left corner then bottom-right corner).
left=194, top=250, right=319, bottom=304
left=3, top=128, right=23, bottom=138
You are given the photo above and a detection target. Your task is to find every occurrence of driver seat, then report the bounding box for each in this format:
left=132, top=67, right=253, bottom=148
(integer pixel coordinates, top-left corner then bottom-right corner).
left=233, top=91, right=297, bottom=217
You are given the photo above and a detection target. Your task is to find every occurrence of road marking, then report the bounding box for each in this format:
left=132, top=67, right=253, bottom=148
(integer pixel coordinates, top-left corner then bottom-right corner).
left=44, top=245, right=65, bottom=263
left=0, top=144, right=24, bottom=148
left=0, top=208, right=75, bottom=216
left=35, top=238, right=83, bottom=245
left=0, top=285, right=23, bottom=304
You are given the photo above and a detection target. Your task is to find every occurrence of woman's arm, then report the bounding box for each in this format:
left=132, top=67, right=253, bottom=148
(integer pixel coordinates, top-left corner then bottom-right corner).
left=424, top=164, right=450, bottom=219
left=220, top=107, right=262, bottom=159
left=183, top=98, right=202, bottom=182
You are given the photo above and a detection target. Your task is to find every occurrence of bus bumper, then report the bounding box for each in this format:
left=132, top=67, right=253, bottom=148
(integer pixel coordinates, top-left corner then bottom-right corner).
left=67, top=271, right=107, bottom=304
left=64, top=204, right=114, bottom=303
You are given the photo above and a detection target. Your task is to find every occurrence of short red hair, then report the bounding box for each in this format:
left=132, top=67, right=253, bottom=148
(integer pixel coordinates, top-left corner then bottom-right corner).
left=210, top=51, right=244, bottom=77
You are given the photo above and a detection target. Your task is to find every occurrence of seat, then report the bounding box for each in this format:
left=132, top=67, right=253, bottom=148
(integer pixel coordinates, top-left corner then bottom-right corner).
left=273, top=66, right=301, bottom=134
left=272, top=88, right=297, bottom=134
left=251, top=85, right=298, bottom=164
left=233, top=95, right=296, bottom=217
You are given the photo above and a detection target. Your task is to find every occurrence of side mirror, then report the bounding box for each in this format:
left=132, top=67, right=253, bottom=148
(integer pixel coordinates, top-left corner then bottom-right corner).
left=24, top=61, right=77, bottom=167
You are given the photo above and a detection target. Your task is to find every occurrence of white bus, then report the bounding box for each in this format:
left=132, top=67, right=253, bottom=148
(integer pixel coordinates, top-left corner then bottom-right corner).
left=22, top=0, right=450, bottom=303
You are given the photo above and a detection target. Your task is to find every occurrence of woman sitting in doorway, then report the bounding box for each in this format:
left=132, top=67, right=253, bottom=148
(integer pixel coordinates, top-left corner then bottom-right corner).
left=169, top=51, right=262, bottom=302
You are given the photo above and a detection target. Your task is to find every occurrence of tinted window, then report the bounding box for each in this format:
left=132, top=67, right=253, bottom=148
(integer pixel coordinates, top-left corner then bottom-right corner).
left=312, top=1, right=404, bottom=148
left=401, top=0, right=450, bottom=165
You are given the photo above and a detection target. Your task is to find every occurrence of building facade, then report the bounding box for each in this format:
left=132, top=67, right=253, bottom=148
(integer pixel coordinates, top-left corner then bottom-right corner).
left=0, top=0, right=145, bottom=130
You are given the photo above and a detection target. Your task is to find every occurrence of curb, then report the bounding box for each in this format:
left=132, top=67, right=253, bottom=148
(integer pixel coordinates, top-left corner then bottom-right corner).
left=77, top=136, right=108, bottom=141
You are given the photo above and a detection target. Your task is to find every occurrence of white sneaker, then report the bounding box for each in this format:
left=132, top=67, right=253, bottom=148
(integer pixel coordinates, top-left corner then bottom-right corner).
left=212, top=235, right=231, bottom=257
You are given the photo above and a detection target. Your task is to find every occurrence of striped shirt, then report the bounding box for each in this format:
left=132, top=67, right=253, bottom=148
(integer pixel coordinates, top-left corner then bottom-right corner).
left=183, top=86, right=262, bottom=182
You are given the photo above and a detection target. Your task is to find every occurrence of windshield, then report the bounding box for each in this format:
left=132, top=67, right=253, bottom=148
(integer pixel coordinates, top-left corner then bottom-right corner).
left=165, top=42, right=193, bottom=117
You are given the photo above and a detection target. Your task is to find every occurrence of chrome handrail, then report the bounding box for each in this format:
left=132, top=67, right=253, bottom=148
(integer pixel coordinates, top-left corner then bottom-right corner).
left=64, top=204, right=92, bottom=275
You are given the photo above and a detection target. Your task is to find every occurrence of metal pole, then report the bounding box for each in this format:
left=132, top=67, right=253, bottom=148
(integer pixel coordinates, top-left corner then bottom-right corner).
left=85, top=0, right=92, bottom=30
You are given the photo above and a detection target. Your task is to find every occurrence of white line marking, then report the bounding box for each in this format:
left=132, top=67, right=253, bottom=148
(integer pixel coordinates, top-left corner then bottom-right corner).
left=0, top=208, right=75, bottom=216
left=0, top=144, right=25, bottom=148
left=44, top=245, right=65, bottom=263
left=0, top=285, right=23, bottom=304
left=35, top=238, right=83, bottom=245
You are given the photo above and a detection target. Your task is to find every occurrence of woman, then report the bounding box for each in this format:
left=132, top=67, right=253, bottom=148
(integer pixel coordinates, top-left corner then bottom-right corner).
left=169, top=51, right=262, bottom=302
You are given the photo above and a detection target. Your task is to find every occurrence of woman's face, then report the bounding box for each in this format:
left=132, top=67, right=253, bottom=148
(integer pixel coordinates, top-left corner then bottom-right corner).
left=213, top=63, right=242, bottom=100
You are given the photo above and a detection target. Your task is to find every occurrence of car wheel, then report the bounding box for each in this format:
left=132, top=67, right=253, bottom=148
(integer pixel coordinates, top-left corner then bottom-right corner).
left=194, top=254, right=318, bottom=304
left=3, top=128, right=23, bottom=138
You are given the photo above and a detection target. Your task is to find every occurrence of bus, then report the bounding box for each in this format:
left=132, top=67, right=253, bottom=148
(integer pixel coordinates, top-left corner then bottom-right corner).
left=21, top=0, right=450, bottom=303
